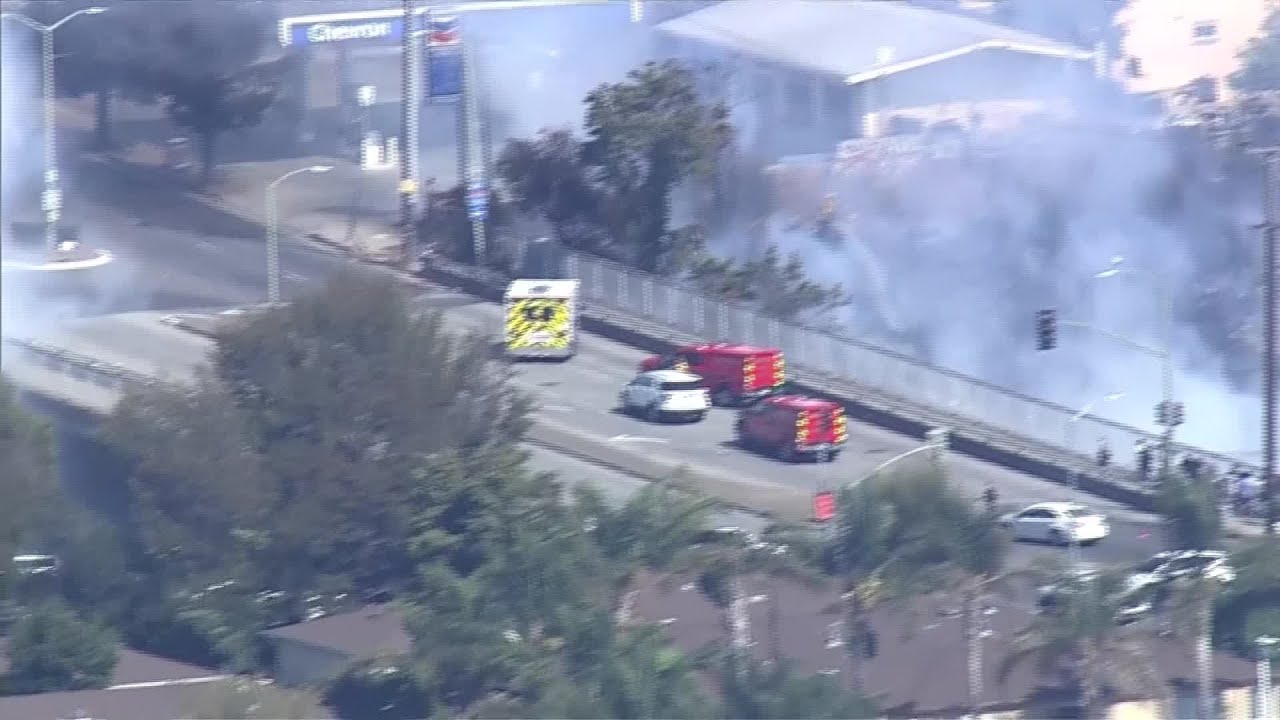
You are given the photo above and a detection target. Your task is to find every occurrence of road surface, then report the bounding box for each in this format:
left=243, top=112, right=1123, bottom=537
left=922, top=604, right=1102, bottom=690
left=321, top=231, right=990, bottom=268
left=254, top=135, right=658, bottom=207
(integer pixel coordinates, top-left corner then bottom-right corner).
left=8, top=303, right=1170, bottom=570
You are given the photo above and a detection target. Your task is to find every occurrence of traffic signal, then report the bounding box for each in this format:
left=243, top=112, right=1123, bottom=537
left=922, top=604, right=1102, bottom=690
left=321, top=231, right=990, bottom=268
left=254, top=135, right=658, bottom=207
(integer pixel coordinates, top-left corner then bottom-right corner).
left=1035, top=309, right=1058, bottom=351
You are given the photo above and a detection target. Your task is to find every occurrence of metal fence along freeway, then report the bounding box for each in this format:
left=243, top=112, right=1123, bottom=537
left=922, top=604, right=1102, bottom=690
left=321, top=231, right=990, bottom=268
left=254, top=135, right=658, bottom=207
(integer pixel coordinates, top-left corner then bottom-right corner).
left=507, top=237, right=1251, bottom=476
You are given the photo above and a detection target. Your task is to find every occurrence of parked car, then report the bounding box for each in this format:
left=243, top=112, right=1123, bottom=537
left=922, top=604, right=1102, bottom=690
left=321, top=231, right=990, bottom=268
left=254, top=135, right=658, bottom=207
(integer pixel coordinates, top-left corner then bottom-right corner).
left=619, top=370, right=711, bottom=422
left=640, top=343, right=786, bottom=405
left=999, top=502, right=1110, bottom=546
left=1036, top=566, right=1152, bottom=625
left=734, top=394, right=848, bottom=462
left=1127, top=550, right=1236, bottom=594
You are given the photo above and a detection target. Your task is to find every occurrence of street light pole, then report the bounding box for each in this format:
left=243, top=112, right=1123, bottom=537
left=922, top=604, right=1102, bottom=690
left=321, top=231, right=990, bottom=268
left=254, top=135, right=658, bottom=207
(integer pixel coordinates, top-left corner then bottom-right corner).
left=1065, top=391, right=1123, bottom=569
left=1094, top=256, right=1181, bottom=481
left=1, top=7, right=108, bottom=254
left=265, top=165, right=332, bottom=303
left=1259, top=149, right=1280, bottom=537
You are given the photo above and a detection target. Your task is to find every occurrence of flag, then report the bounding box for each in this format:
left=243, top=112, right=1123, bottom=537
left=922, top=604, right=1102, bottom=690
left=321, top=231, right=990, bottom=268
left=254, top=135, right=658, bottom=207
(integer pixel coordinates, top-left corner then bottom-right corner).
left=427, top=16, right=459, bottom=46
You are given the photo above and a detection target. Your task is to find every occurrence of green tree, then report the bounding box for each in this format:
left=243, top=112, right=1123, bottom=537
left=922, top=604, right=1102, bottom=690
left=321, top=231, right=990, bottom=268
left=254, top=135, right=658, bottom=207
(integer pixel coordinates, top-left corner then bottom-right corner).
left=326, top=654, right=433, bottom=720
left=718, top=657, right=879, bottom=719
left=27, top=0, right=150, bottom=148
left=0, top=376, right=60, bottom=590
left=688, top=244, right=851, bottom=324
left=999, top=569, right=1167, bottom=719
left=1232, top=9, right=1280, bottom=93
left=496, top=129, right=608, bottom=257
left=102, top=269, right=532, bottom=599
left=1155, top=471, right=1222, bottom=551
left=1216, top=537, right=1280, bottom=655
left=132, top=2, right=280, bottom=185
left=4, top=601, right=118, bottom=694
left=581, top=59, right=732, bottom=273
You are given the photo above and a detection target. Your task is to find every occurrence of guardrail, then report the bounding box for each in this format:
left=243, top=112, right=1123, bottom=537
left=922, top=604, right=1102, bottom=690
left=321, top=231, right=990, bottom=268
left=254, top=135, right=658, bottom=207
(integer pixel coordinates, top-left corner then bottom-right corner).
left=499, top=237, right=1250, bottom=476
left=427, top=246, right=1262, bottom=514
left=3, top=337, right=155, bottom=392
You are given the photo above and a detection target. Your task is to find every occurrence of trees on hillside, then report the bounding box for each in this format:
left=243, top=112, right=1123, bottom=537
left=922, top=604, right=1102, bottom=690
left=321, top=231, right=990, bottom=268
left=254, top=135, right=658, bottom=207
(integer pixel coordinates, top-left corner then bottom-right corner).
left=0, top=377, right=60, bottom=585
left=125, top=2, right=280, bottom=185
left=3, top=601, right=118, bottom=694
left=497, top=61, right=846, bottom=323
left=26, top=0, right=143, bottom=149
left=1232, top=9, right=1280, bottom=94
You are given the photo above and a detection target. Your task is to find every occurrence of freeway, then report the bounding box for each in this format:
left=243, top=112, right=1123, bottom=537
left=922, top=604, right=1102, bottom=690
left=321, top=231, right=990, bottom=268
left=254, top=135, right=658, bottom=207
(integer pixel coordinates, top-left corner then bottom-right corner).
left=6, top=300, right=1169, bottom=569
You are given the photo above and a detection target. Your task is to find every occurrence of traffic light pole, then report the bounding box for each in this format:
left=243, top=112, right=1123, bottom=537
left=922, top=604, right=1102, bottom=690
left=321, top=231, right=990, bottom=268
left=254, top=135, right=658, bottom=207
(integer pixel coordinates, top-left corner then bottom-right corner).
left=399, top=0, right=421, bottom=267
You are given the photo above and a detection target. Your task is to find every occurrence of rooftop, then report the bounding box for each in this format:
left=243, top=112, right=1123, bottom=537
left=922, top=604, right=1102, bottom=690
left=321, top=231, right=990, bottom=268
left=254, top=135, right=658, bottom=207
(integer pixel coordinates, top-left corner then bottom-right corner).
left=657, top=0, right=1091, bottom=84
left=627, top=572, right=1261, bottom=717
left=0, top=639, right=225, bottom=687
left=260, top=604, right=411, bottom=658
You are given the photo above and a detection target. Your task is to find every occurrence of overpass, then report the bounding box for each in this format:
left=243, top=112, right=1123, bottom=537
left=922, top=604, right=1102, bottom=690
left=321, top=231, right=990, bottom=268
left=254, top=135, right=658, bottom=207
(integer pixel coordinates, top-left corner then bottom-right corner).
left=1, top=279, right=1260, bottom=543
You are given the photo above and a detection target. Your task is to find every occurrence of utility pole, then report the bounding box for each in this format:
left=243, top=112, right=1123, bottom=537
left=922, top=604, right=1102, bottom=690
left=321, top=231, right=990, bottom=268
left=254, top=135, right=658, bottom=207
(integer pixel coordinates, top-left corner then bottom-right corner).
left=398, top=0, right=421, bottom=268
left=1261, top=149, right=1280, bottom=535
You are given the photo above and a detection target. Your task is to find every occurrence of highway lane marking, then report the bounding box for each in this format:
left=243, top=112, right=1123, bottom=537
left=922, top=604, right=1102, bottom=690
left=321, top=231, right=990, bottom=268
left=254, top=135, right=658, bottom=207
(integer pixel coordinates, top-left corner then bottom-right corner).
left=609, top=434, right=670, bottom=443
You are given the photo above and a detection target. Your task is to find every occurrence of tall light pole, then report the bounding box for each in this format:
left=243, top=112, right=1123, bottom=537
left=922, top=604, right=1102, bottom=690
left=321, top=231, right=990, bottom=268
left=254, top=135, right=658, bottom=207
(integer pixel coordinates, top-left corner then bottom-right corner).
left=1065, top=391, right=1123, bottom=569
left=1258, top=635, right=1278, bottom=720
left=1093, top=255, right=1182, bottom=481
left=266, top=165, right=332, bottom=303
left=1, top=7, right=108, bottom=253
left=399, top=0, right=421, bottom=269
left=1258, top=148, right=1280, bottom=537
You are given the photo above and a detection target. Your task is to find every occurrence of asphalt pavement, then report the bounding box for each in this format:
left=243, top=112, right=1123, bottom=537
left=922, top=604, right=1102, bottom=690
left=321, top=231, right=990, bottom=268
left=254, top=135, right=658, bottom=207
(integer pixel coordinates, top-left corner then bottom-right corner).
left=3, top=196, right=349, bottom=317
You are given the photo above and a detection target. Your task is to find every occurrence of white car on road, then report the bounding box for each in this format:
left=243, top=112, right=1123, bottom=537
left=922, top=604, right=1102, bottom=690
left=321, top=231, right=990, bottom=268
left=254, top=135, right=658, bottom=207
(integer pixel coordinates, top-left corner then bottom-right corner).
left=1001, top=502, right=1110, bottom=546
left=619, top=370, right=711, bottom=422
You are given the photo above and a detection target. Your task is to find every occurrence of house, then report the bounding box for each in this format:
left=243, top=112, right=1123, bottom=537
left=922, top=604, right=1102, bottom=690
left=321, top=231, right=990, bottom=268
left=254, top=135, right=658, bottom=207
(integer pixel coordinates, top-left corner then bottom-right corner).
left=629, top=572, right=1278, bottom=719
left=654, top=0, right=1095, bottom=157
left=1109, top=0, right=1275, bottom=104
left=0, top=641, right=239, bottom=720
left=257, top=576, right=1278, bottom=719
left=260, top=603, right=411, bottom=687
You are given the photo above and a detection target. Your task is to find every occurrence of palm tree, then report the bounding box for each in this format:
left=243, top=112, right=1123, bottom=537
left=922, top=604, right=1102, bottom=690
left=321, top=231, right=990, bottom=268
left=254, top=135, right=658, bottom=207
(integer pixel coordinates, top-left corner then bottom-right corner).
left=879, top=467, right=1012, bottom=715
left=827, top=476, right=901, bottom=693
left=998, top=568, right=1168, bottom=719
left=679, top=527, right=824, bottom=679
left=570, top=478, right=717, bottom=626
left=1156, top=469, right=1227, bottom=720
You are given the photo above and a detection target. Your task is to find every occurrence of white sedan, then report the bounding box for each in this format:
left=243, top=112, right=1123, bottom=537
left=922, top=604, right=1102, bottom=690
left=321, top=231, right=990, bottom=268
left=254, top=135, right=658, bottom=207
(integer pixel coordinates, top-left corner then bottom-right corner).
left=619, top=370, right=710, bottom=422
left=1000, top=502, right=1110, bottom=546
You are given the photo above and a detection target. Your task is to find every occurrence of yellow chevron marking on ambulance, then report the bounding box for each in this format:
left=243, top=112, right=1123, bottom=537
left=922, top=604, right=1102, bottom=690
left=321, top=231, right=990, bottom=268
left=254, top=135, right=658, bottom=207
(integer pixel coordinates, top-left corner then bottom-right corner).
left=506, top=297, right=571, bottom=350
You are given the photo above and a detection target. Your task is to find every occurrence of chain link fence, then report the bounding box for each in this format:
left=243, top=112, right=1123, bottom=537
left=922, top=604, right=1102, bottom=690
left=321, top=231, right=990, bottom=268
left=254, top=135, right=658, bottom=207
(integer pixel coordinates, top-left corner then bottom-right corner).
left=493, top=238, right=1252, bottom=476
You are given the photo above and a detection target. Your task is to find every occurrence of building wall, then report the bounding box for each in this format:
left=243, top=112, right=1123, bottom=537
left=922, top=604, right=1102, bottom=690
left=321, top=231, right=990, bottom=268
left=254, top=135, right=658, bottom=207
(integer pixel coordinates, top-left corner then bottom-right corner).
left=1108, top=698, right=1164, bottom=720
left=271, top=640, right=353, bottom=687
left=1112, top=0, right=1274, bottom=101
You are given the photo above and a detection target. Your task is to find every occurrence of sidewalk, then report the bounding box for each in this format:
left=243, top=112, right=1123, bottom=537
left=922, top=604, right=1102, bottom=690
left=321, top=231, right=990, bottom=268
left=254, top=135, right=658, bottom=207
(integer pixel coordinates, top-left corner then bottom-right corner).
left=94, top=147, right=405, bottom=263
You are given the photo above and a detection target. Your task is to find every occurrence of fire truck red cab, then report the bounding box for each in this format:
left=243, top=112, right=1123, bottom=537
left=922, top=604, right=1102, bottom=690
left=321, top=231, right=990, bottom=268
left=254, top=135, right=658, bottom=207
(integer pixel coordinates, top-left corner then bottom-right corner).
left=640, top=343, right=786, bottom=406
left=734, top=395, right=848, bottom=462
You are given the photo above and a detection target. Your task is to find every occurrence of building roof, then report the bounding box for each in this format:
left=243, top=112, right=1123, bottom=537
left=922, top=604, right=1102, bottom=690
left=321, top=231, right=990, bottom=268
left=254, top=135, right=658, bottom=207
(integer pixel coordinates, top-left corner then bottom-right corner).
left=0, top=639, right=226, bottom=687
left=260, top=604, right=412, bottom=659
left=629, top=572, right=1262, bottom=717
left=656, top=0, right=1093, bottom=85
left=0, top=679, right=336, bottom=720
